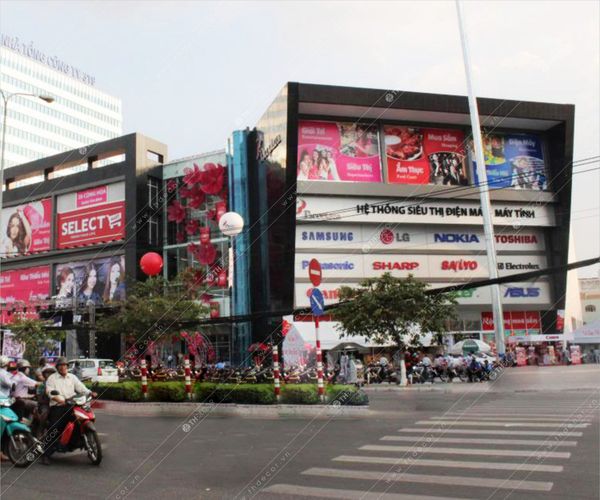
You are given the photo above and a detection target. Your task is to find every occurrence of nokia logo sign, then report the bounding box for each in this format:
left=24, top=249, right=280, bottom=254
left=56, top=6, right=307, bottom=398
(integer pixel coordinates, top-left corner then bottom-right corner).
left=504, top=287, right=540, bottom=298
left=372, top=261, right=419, bottom=271
left=434, top=233, right=480, bottom=243
left=379, top=229, right=410, bottom=245
left=301, top=231, right=354, bottom=242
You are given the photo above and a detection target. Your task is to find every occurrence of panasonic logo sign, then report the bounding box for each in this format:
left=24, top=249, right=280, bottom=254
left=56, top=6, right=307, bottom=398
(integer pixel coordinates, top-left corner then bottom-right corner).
left=301, top=231, right=354, bottom=242
left=434, top=233, right=480, bottom=243
left=302, top=260, right=355, bottom=271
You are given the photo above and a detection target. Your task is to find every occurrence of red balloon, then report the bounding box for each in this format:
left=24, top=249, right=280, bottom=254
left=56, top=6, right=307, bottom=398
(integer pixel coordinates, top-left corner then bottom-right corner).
left=140, top=252, right=163, bottom=276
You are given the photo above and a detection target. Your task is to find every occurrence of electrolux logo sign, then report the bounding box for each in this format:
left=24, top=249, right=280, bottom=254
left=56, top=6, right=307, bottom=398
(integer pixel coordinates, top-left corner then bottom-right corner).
left=301, top=230, right=354, bottom=242
left=379, top=228, right=410, bottom=245
left=497, top=262, right=541, bottom=271
left=504, top=287, right=540, bottom=298
left=434, top=233, right=479, bottom=243
left=372, top=261, right=420, bottom=271
left=302, top=260, right=355, bottom=271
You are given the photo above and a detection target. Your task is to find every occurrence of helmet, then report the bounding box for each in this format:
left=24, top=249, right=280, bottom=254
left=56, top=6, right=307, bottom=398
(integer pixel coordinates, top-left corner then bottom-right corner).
left=17, top=359, right=31, bottom=370
left=55, top=357, right=68, bottom=367
left=7, top=360, right=17, bottom=371
left=41, top=366, right=56, bottom=376
left=0, top=355, right=9, bottom=368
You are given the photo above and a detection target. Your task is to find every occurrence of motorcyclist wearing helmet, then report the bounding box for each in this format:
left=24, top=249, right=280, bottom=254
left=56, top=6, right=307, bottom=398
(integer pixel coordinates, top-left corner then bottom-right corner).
left=43, top=357, right=95, bottom=464
left=0, top=356, right=14, bottom=399
left=11, top=359, right=39, bottom=420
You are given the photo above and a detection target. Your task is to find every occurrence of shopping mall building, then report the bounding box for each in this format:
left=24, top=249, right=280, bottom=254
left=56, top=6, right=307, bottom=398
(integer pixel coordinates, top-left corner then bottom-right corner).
left=0, top=82, right=576, bottom=364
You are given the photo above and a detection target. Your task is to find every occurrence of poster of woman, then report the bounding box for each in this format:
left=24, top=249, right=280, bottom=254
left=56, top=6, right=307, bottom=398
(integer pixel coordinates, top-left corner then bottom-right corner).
left=0, top=199, right=52, bottom=257
left=55, top=255, right=126, bottom=306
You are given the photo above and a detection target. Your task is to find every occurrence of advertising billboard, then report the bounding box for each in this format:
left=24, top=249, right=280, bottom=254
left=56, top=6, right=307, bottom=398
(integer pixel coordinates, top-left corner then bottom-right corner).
left=297, top=120, right=382, bottom=183
left=56, top=183, right=126, bottom=249
left=0, top=199, right=52, bottom=258
left=296, top=196, right=555, bottom=226
left=481, top=311, right=542, bottom=336
left=471, top=133, right=547, bottom=190
left=384, top=126, right=467, bottom=185
left=0, top=265, right=51, bottom=324
left=54, top=255, right=126, bottom=306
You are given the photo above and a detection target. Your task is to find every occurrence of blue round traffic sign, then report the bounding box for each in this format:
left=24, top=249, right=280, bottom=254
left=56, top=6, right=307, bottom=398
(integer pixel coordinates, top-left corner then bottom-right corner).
left=310, top=288, right=325, bottom=317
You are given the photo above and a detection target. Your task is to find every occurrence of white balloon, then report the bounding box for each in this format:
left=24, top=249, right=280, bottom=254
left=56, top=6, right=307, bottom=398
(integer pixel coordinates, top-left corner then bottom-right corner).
left=219, top=211, right=244, bottom=236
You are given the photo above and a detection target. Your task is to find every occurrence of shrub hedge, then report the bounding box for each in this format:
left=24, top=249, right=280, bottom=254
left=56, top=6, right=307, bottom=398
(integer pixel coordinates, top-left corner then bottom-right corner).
left=90, top=381, right=368, bottom=405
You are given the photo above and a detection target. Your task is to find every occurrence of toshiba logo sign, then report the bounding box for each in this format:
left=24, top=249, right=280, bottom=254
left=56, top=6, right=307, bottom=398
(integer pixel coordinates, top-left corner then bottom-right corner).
left=57, top=201, right=125, bottom=249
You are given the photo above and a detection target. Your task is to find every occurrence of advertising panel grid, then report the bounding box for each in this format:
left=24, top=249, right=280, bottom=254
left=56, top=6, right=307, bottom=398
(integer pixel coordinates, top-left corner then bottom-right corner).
left=0, top=199, right=52, bottom=257
left=0, top=265, right=51, bottom=324
left=297, top=120, right=382, bottom=183
left=384, top=126, right=468, bottom=185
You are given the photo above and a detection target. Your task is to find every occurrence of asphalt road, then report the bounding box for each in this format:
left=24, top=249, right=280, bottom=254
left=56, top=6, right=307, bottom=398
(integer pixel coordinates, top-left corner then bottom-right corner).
left=1, top=365, right=598, bottom=500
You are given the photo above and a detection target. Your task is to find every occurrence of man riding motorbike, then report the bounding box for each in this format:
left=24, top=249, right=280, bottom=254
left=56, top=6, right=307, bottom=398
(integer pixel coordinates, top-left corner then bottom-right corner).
left=10, top=359, right=39, bottom=421
left=42, top=357, right=96, bottom=465
left=0, top=356, right=13, bottom=398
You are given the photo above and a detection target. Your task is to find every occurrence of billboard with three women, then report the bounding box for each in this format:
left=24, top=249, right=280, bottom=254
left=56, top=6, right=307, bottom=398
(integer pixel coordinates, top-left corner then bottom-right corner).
left=54, top=255, right=126, bottom=306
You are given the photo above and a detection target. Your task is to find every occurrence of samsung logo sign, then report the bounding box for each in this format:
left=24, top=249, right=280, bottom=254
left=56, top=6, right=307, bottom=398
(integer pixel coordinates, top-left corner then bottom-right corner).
left=302, top=260, right=355, bottom=271
left=434, top=233, right=480, bottom=243
left=301, top=231, right=354, bottom=242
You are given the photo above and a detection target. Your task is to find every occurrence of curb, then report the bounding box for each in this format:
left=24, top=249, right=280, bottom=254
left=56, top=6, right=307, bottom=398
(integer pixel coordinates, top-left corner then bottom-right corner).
left=95, top=400, right=372, bottom=419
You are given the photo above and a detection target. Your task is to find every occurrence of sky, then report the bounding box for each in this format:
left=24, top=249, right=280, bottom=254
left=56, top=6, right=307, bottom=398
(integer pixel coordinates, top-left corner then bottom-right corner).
left=2, top=0, right=599, bottom=277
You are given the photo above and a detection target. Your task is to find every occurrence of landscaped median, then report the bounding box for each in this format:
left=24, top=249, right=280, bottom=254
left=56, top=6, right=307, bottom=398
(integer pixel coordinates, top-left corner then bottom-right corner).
left=88, top=382, right=369, bottom=419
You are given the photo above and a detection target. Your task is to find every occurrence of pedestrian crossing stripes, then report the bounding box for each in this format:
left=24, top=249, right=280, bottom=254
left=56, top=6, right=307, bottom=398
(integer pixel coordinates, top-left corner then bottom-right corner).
left=301, top=467, right=553, bottom=491
left=332, top=455, right=564, bottom=472
left=360, top=444, right=571, bottom=458
left=261, top=394, right=597, bottom=499
left=380, top=435, right=578, bottom=446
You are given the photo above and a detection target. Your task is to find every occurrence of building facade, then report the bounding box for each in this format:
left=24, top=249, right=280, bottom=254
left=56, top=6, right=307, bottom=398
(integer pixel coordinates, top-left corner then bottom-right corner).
left=0, top=34, right=122, bottom=169
left=237, top=83, right=575, bottom=360
left=580, top=278, right=600, bottom=324
left=0, top=134, right=166, bottom=359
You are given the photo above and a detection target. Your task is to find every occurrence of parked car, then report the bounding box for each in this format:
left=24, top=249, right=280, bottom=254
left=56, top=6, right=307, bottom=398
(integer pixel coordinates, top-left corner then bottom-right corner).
left=68, top=358, right=119, bottom=382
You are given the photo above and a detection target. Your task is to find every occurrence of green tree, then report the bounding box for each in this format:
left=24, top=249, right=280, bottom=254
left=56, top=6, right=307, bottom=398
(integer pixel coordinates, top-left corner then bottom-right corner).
left=8, top=318, right=65, bottom=362
left=95, top=274, right=209, bottom=348
left=333, top=273, right=457, bottom=384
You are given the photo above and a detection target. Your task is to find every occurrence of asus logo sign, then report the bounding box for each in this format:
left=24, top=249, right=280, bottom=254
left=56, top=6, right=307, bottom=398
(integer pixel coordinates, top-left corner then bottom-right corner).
left=504, top=287, right=540, bottom=298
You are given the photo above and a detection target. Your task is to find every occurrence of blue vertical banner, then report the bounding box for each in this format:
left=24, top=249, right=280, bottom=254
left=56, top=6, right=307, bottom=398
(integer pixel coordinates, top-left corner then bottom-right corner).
left=471, top=133, right=546, bottom=190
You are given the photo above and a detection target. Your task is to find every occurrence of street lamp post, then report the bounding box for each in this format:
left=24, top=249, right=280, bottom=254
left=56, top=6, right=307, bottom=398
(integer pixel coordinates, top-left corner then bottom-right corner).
left=0, top=89, right=53, bottom=347
left=218, top=211, right=244, bottom=364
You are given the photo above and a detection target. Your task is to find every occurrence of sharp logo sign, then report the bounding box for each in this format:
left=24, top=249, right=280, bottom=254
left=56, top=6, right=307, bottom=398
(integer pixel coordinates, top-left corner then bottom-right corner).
left=372, top=261, right=420, bottom=271
left=434, top=233, right=479, bottom=243
left=301, top=231, right=354, bottom=242
left=504, top=287, right=540, bottom=298
left=379, top=229, right=410, bottom=245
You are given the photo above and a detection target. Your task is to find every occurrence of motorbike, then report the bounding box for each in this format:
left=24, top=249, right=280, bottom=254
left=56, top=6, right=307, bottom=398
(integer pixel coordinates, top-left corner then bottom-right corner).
left=47, top=392, right=102, bottom=465
left=409, top=363, right=434, bottom=384
left=0, top=397, right=39, bottom=467
left=366, top=364, right=400, bottom=385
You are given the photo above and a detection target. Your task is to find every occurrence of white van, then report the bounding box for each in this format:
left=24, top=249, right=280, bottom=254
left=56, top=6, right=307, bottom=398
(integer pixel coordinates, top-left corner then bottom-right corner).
left=68, top=358, right=119, bottom=383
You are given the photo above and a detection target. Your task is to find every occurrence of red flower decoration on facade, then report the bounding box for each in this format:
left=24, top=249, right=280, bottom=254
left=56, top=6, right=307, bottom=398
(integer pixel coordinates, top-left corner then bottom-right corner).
left=183, top=163, right=203, bottom=186
left=167, top=200, right=186, bottom=223
left=188, top=242, right=217, bottom=265
left=166, top=179, right=178, bottom=193
left=176, top=231, right=186, bottom=243
left=198, top=163, right=225, bottom=194
left=206, top=208, right=217, bottom=221
left=185, top=219, right=199, bottom=236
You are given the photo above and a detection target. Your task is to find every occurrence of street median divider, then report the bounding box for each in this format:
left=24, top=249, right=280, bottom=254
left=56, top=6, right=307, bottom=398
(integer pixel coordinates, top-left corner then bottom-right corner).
left=88, top=381, right=368, bottom=406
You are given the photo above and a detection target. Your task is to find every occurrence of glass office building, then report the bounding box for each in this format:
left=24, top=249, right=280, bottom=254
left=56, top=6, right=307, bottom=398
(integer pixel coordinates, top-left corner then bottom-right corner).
left=0, top=34, right=122, bottom=169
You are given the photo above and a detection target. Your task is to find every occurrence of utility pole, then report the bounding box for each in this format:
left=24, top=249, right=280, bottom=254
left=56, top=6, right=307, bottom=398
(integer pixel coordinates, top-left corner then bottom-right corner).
left=456, top=0, right=506, bottom=356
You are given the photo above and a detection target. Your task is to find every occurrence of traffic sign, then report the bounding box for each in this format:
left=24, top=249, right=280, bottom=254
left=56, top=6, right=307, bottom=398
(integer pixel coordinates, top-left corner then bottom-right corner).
left=310, top=288, right=325, bottom=317
left=308, top=258, right=322, bottom=287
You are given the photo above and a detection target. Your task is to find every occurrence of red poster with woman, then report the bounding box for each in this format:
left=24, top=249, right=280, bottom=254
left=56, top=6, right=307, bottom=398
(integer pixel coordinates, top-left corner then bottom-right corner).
left=297, top=120, right=382, bottom=183
left=0, top=199, right=52, bottom=257
left=384, top=126, right=467, bottom=185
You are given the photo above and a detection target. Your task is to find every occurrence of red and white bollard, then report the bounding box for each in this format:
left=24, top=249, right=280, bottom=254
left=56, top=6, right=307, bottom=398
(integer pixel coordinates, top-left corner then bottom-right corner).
left=140, top=359, right=148, bottom=399
left=184, top=356, right=192, bottom=400
left=315, top=317, right=324, bottom=401
left=273, top=344, right=281, bottom=402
